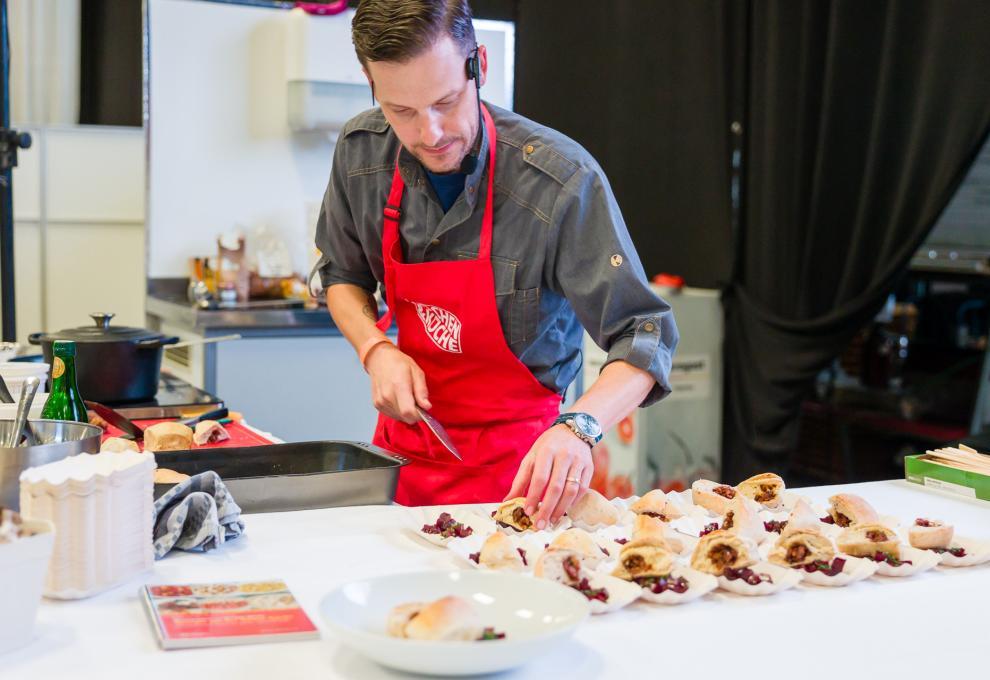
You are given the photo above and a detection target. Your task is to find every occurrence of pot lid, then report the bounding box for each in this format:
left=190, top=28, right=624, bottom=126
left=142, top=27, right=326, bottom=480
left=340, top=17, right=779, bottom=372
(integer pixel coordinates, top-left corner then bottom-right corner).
left=37, top=313, right=166, bottom=344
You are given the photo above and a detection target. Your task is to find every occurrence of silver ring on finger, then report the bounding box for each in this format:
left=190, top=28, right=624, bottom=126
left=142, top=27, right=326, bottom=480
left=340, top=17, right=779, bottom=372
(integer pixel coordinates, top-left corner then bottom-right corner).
left=565, top=477, right=581, bottom=485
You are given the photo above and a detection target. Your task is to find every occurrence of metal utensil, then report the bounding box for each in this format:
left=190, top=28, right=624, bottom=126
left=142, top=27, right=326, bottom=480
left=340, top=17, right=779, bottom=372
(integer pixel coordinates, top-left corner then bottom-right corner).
left=7, top=377, right=40, bottom=447
left=0, top=373, right=15, bottom=404
left=85, top=400, right=144, bottom=441
left=167, top=334, right=242, bottom=350
left=416, top=406, right=462, bottom=461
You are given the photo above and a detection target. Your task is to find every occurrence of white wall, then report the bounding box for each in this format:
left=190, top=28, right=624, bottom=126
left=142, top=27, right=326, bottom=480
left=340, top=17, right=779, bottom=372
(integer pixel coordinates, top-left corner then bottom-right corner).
left=9, top=126, right=146, bottom=346
left=148, top=0, right=515, bottom=279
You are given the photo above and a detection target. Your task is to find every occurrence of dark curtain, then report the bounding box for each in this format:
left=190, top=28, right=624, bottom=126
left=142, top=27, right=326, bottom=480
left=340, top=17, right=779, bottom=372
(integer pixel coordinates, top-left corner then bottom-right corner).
left=723, top=0, right=990, bottom=480
left=512, top=0, right=736, bottom=289
left=79, top=0, right=142, bottom=126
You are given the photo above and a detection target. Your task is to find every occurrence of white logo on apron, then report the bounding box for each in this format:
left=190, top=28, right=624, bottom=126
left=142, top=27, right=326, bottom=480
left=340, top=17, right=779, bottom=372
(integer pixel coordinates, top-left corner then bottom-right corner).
left=412, top=302, right=463, bottom=353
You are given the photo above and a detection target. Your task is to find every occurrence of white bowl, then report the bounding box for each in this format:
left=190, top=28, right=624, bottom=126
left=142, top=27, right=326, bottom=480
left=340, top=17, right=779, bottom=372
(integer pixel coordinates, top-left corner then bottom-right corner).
left=0, top=518, right=55, bottom=655
left=0, top=397, right=47, bottom=421
left=319, top=570, right=590, bottom=676
left=0, top=362, right=50, bottom=378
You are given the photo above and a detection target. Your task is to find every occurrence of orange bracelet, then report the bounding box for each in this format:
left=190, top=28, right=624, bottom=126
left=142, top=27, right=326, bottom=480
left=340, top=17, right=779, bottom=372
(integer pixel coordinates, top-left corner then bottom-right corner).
left=358, top=336, right=392, bottom=369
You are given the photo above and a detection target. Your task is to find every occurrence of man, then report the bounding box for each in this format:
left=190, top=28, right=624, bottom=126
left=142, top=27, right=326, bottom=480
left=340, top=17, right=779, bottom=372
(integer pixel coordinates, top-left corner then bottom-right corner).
left=315, top=0, right=677, bottom=528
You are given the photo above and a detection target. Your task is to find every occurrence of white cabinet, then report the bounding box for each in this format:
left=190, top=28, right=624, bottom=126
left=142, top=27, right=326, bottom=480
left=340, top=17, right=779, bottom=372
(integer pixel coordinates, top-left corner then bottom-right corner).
left=5, top=125, right=146, bottom=344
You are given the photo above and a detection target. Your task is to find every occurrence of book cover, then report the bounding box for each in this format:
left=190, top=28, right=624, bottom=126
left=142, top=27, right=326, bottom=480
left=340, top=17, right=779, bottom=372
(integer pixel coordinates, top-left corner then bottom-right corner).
left=141, top=579, right=319, bottom=649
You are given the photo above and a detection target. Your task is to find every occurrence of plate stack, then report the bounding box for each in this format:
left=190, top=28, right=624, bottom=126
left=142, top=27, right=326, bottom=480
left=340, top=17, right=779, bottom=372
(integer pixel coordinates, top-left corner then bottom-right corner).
left=19, top=451, right=156, bottom=599
left=0, top=362, right=50, bottom=419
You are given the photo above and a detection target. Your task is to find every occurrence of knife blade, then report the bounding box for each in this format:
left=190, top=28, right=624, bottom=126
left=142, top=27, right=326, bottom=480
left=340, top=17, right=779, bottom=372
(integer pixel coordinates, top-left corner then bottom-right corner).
left=416, top=406, right=462, bottom=461
left=179, top=407, right=229, bottom=428
left=85, top=401, right=144, bottom=440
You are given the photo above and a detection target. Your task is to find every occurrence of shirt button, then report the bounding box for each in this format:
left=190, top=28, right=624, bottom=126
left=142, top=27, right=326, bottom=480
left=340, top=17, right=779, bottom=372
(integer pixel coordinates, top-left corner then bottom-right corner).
left=431, top=238, right=440, bottom=246
left=644, top=322, right=656, bottom=333
left=524, top=144, right=535, bottom=154
left=610, top=254, right=623, bottom=267
left=468, top=185, right=475, bottom=194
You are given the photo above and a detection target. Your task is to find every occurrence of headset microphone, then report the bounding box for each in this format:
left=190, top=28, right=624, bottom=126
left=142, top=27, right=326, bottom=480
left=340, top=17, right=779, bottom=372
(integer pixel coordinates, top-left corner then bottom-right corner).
left=459, top=47, right=482, bottom=175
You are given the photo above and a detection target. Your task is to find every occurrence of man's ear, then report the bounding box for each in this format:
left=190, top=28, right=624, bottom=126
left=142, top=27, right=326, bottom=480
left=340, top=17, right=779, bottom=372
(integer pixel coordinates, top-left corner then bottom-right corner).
left=477, top=44, right=488, bottom=88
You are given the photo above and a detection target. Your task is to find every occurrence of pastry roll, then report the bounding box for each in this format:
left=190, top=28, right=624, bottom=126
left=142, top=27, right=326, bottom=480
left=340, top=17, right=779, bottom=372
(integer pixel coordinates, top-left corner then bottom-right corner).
left=534, top=548, right=587, bottom=584
left=400, top=596, right=484, bottom=641
left=612, top=541, right=676, bottom=581
left=836, top=524, right=899, bottom=557
left=628, top=514, right=682, bottom=553
left=494, top=497, right=535, bottom=532
left=908, top=518, right=954, bottom=550
left=100, top=437, right=140, bottom=453
left=630, top=489, right=682, bottom=521
left=478, top=531, right=526, bottom=571
left=567, top=488, right=620, bottom=526
left=550, top=528, right=603, bottom=564
left=691, top=479, right=741, bottom=515
left=736, top=472, right=785, bottom=508
left=193, top=420, right=230, bottom=446
left=768, top=529, right=835, bottom=568
left=143, top=422, right=193, bottom=452
left=154, top=468, right=190, bottom=485
left=690, top=530, right=758, bottom=576
left=827, top=494, right=879, bottom=528
left=720, top=495, right=765, bottom=544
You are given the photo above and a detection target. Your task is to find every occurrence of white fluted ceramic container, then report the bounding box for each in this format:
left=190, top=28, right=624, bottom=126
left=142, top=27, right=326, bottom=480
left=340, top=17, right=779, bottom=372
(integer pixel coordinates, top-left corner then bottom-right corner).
left=19, top=452, right=155, bottom=599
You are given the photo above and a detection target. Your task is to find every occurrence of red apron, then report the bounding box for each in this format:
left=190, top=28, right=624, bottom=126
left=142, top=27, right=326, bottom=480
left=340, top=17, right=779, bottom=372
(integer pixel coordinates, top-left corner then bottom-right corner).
left=372, top=105, right=561, bottom=505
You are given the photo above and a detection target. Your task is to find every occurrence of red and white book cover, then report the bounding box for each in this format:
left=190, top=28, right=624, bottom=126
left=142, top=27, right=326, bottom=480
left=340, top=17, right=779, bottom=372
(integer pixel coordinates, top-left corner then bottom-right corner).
left=142, top=579, right=319, bottom=649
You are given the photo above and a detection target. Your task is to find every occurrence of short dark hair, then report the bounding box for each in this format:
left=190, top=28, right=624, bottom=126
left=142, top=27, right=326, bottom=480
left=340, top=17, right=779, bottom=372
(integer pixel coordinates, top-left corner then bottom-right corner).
left=352, top=0, right=476, bottom=67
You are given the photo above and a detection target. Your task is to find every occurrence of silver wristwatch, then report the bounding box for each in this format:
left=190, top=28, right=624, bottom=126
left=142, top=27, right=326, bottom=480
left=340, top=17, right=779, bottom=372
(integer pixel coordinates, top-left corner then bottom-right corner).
left=553, top=412, right=603, bottom=447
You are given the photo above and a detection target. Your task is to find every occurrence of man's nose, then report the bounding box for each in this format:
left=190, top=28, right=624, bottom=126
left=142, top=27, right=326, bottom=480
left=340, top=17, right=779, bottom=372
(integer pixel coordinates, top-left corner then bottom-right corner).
left=420, top=111, right=444, bottom=147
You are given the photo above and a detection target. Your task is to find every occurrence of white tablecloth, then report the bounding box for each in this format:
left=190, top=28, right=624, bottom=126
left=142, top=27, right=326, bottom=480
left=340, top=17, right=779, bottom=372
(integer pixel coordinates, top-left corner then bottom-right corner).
left=4, top=480, right=988, bottom=679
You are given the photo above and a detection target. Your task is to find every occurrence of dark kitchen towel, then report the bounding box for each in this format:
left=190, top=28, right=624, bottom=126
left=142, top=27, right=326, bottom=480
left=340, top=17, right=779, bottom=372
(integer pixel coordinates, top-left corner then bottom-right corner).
left=152, top=471, right=245, bottom=559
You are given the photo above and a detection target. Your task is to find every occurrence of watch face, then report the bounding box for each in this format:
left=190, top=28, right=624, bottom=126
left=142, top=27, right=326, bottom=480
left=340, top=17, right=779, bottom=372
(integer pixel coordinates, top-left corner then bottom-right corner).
left=573, top=413, right=602, bottom=438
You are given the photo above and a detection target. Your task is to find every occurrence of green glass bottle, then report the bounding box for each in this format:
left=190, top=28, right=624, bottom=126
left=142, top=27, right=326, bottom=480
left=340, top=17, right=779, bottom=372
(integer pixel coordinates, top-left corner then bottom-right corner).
left=41, top=341, right=88, bottom=423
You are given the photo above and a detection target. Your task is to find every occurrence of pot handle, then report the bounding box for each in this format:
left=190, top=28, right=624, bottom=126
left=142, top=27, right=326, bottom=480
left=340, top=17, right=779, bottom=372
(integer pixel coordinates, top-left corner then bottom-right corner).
left=28, top=332, right=43, bottom=345
left=135, top=336, right=180, bottom=350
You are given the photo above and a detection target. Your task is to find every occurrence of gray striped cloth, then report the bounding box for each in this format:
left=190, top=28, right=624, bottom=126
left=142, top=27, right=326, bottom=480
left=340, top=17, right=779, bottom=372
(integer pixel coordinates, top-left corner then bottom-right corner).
left=152, top=471, right=245, bottom=559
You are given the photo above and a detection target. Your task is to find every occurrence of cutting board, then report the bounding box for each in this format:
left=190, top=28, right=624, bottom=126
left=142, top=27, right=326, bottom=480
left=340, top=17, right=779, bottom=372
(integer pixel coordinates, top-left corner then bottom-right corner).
left=101, top=419, right=275, bottom=451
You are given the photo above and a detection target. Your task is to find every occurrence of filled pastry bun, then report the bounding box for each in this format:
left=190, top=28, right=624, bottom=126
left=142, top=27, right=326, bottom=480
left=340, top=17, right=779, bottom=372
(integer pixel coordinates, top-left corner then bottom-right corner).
left=193, top=419, right=230, bottom=446
left=836, top=524, right=900, bottom=557
left=478, top=531, right=526, bottom=571
left=154, top=468, right=190, bottom=485
left=736, top=472, right=785, bottom=508
left=691, top=479, right=741, bottom=515
left=827, top=494, right=879, bottom=528
left=630, top=489, right=682, bottom=521
left=908, top=518, right=954, bottom=550
left=550, top=528, right=603, bottom=564
left=690, top=530, right=758, bottom=576
left=629, top=514, right=683, bottom=553
left=720, top=495, right=765, bottom=544
left=612, top=541, right=676, bottom=581
left=397, top=596, right=484, bottom=641
left=534, top=548, right=587, bottom=584
left=768, top=529, right=835, bottom=568
left=100, top=437, right=140, bottom=453
left=782, top=498, right=821, bottom=536
left=494, top=498, right=535, bottom=532
left=567, top=488, right=620, bottom=526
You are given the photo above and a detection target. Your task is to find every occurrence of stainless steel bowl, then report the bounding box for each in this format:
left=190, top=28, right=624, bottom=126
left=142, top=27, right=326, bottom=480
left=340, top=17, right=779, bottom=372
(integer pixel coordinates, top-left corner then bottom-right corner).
left=0, top=420, right=103, bottom=510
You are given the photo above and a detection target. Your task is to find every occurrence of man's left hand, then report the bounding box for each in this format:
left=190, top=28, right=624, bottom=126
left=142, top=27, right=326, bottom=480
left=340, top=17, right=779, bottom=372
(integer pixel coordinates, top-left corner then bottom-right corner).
left=504, top=424, right=593, bottom=529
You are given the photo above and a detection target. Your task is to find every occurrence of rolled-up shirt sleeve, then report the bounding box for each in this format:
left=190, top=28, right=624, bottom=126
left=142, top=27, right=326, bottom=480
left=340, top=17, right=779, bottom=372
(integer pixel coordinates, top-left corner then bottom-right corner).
left=313, top=141, right=378, bottom=294
left=548, top=163, right=679, bottom=407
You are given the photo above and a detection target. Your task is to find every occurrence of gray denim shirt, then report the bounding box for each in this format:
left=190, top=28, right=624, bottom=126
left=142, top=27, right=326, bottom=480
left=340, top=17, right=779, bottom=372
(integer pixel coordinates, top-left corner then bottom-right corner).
left=315, top=103, right=678, bottom=406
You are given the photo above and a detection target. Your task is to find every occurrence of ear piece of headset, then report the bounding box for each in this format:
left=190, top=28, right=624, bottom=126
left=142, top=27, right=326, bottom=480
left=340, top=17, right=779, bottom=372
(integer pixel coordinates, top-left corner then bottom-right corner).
left=466, top=47, right=480, bottom=82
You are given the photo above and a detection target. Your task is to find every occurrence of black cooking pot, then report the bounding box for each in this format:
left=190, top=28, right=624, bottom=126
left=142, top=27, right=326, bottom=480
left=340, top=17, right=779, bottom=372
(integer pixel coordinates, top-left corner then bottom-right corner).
left=29, top=313, right=179, bottom=403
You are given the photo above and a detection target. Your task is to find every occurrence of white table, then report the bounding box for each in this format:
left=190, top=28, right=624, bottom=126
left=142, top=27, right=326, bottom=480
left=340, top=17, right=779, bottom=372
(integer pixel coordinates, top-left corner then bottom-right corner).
left=5, top=480, right=989, bottom=679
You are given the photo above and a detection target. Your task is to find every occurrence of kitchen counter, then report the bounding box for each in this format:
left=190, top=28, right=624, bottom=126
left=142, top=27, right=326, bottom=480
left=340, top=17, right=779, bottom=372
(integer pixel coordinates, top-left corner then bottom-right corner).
left=5, top=480, right=989, bottom=678
left=146, top=279, right=340, bottom=336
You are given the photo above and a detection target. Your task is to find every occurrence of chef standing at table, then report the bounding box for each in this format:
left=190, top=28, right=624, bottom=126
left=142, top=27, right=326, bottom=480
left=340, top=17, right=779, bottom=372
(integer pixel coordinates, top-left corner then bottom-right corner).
left=315, top=0, right=677, bottom=526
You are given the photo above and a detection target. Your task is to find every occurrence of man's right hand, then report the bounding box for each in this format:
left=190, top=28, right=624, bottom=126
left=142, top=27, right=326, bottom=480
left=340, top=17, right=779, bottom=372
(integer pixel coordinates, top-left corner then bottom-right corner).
left=364, top=343, right=432, bottom=424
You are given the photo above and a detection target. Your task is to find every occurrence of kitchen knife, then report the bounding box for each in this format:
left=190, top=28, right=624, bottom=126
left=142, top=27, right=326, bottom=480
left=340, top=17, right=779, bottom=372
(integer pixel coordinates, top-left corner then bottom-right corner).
left=179, top=407, right=229, bottom=428
left=86, top=401, right=145, bottom=440
left=416, top=406, right=462, bottom=461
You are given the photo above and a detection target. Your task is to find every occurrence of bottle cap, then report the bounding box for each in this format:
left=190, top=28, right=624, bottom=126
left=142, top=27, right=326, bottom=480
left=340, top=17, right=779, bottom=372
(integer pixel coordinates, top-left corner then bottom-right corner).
left=52, top=340, right=77, bottom=357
